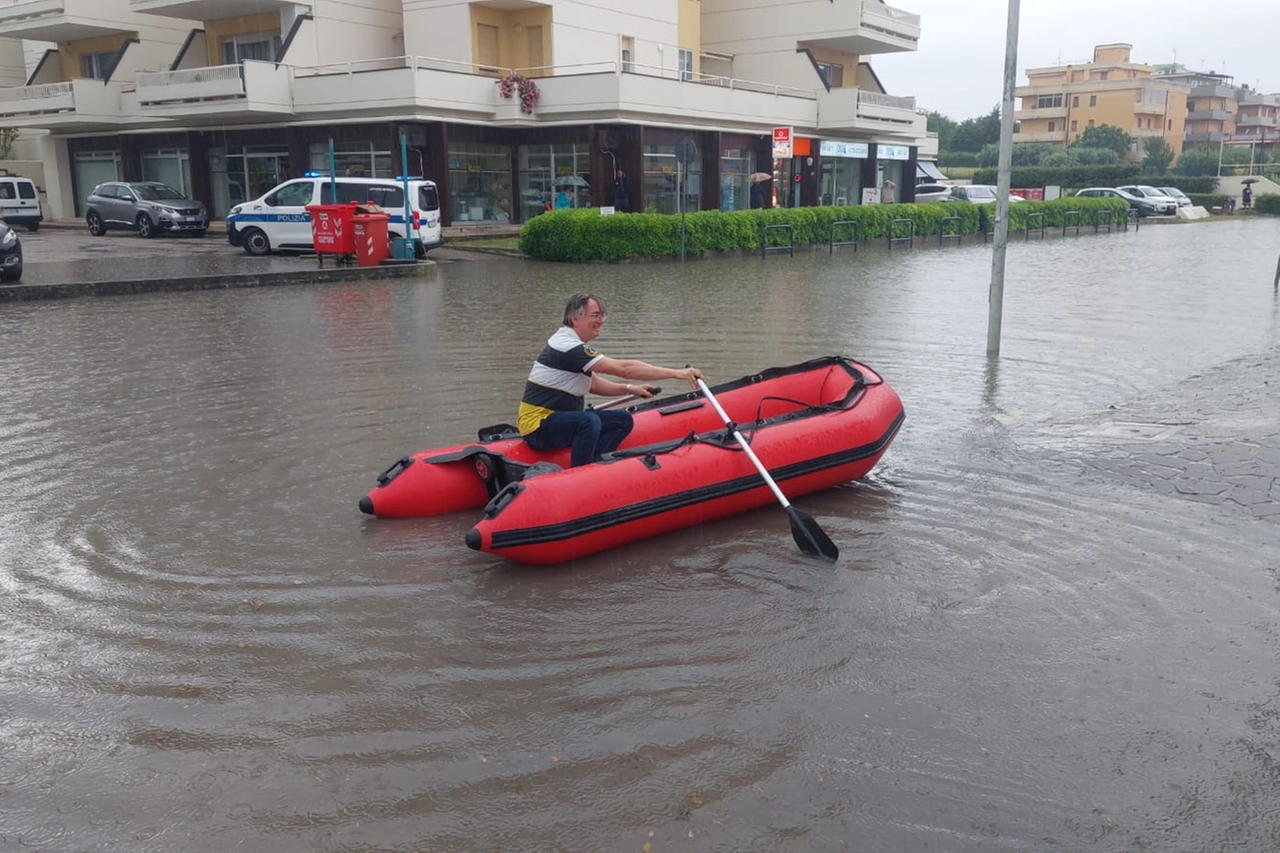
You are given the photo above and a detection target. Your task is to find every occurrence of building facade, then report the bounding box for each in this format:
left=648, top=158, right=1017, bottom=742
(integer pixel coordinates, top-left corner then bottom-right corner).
left=1013, top=43, right=1188, bottom=160
left=0, top=0, right=931, bottom=224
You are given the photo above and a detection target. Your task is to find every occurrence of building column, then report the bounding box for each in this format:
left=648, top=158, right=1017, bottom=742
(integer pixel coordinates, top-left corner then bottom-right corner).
left=37, top=135, right=74, bottom=220
left=188, top=131, right=211, bottom=210
left=120, top=136, right=142, bottom=182
left=427, top=123, right=450, bottom=226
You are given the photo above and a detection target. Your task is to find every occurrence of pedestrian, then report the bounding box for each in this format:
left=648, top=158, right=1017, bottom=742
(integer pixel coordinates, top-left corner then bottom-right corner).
left=612, top=169, right=630, bottom=212
left=554, top=189, right=570, bottom=209
left=750, top=179, right=765, bottom=210
left=1242, top=184, right=1253, bottom=210
left=881, top=179, right=896, bottom=204
left=518, top=292, right=703, bottom=468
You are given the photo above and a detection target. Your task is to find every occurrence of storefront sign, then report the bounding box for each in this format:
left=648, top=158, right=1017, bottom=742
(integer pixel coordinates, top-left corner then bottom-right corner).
left=600, top=206, right=615, bottom=216
left=723, top=149, right=740, bottom=158
left=819, top=141, right=869, bottom=159
left=861, top=187, right=880, bottom=205
left=878, top=144, right=910, bottom=161
left=772, top=127, right=793, bottom=158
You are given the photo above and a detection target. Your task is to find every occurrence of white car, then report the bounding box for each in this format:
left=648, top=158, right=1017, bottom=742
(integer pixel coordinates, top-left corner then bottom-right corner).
left=913, top=183, right=953, bottom=202
left=1116, top=185, right=1178, bottom=215
left=947, top=185, right=1024, bottom=204
left=1156, top=186, right=1193, bottom=208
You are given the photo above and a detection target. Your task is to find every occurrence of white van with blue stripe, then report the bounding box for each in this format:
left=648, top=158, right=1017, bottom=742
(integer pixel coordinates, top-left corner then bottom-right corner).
left=226, top=175, right=442, bottom=258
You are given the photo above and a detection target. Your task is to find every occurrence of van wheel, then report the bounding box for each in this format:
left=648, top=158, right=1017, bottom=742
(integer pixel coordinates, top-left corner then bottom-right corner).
left=87, top=211, right=106, bottom=236
left=137, top=214, right=155, bottom=238
left=242, top=227, right=271, bottom=256
left=25, top=222, right=38, bottom=233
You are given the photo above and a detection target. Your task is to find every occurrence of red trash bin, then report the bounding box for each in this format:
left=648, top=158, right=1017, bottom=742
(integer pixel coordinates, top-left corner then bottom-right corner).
left=352, top=213, right=391, bottom=267
left=305, top=203, right=357, bottom=258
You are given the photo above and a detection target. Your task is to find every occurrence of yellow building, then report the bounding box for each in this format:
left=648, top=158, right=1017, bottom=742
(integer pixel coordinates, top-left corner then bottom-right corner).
left=1013, top=43, right=1187, bottom=160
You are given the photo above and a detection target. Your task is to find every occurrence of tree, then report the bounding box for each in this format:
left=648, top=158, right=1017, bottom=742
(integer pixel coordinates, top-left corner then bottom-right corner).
left=1071, top=124, right=1132, bottom=159
left=1141, top=137, right=1175, bottom=175
left=926, top=111, right=957, bottom=154
left=0, top=128, right=17, bottom=160
left=950, top=106, right=1002, bottom=153
left=1175, top=143, right=1252, bottom=176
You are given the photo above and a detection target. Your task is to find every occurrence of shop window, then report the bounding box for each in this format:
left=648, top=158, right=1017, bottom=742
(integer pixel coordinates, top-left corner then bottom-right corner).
left=448, top=143, right=513, bottom=223
left=308, top=142, right=392, bottom=179
left=518, top=143, right=591, bottom=220
left=719, top=148, right=757, bottom=211
left=643, top=143, right=700, bottom=214
left=816, top=62, right=843, bottom=89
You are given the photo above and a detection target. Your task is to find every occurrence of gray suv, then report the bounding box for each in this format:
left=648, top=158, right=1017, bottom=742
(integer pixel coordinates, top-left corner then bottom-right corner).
left=85, top=181, right=208, bottom=238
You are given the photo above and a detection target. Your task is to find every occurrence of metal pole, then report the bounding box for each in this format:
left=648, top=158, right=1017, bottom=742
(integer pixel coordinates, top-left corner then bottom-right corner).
left=401, top=132, right=413, bottom=259
left=987, top=0, right=1020, bottom=358
left=680, top=160, right=687, bottom=260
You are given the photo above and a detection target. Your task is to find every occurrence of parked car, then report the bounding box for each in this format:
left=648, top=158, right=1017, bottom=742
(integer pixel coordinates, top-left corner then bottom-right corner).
left=947, top=184, right=1024, bottom=204
left=1073, top=186, right=1159, bottom=217
left=1156, top=186, right=1193, bottom=207
left=0, top=219, right=22, bottom=282
left=0, top=176, right=42, bottom=232
left=913, top=182, right=953, bottom=202
left=85, top=181, right=208, bottom=238
left=1116, top=185, right=1178, bottom=215
left=226, top=176, right=443, bottom=258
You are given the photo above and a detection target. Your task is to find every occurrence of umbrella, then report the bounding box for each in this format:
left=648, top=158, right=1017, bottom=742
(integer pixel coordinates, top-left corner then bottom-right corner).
left=1242, top=177, right=1260, bottom=184
left=552, top=175, right=590, bottom=188
left=747, top=172, right=772, bottom=183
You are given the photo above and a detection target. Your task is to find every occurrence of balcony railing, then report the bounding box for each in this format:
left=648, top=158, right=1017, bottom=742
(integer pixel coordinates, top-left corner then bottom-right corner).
left=0, top=77, right=126, bottom=124
left=135, top=60, right=292, bottom=115
left=860, top=1, right=921, bottom=41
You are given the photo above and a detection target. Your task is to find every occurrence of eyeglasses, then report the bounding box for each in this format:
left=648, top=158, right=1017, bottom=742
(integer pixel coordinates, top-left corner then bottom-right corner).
left=582, top=311, right=606, bottom=320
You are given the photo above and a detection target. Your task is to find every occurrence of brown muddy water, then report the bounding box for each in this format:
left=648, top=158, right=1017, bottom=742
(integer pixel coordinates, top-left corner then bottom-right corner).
left=2, top=220, right=1280, bottom=850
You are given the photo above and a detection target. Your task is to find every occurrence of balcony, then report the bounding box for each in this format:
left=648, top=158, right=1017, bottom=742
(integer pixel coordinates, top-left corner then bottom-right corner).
left=130, top=0, right=294, bottom=18
left=1189, top=84, right=1236, bottom=99
left=1014, top=105, right=1067, bottom=121
left=291, top=57, right=821, bottom=132
left=1186, top=109, right=1232, bottom=122
left=1184, top=131, right=1226, bottom=144
left=1013, top=129, right=1067, bottom=143
left=1241, top=92, right=1280, bottom=108
left=1237, top=114, right=1278, bottom=128
left=816, top=87, right=923, bottom=137
left=801, top=1, right=920, bottom=55
left=0, top=77, right=129, bottom=128
left=0, top=0, right=137, bottom=39
left=135, top=60, right=293, bottom=121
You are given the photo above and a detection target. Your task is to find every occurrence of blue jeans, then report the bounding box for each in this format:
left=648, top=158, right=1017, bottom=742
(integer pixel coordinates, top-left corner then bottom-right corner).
left=524, top=410, right=634, bottom=467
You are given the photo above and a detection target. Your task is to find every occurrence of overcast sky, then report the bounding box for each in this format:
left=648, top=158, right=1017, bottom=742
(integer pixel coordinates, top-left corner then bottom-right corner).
left=873, top=0, right=1276, bottom=120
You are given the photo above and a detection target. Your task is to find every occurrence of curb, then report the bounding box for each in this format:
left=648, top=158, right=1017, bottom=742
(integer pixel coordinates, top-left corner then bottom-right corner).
left=0, top=262, right=432, bottom=303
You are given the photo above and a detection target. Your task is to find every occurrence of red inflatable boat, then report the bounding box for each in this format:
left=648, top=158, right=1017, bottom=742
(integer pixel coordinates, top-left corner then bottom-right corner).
left=359, top=356, right=904, bottom=565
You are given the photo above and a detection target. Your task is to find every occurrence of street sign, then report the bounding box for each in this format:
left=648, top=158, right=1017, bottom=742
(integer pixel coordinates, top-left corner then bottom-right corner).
left=675, top=137, right=698, bottom=165
left=772, top=127, right=793, bottom=158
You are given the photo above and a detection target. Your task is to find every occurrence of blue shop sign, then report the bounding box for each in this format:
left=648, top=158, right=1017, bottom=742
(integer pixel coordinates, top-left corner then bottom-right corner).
left=819, top=141, right=869, bottom=159
left=878, top=144, right=910, bottom=160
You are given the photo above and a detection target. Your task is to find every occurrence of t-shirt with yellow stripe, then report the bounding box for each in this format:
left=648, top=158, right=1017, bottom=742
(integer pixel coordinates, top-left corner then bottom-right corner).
left=517, top=326, right=606, bottom=435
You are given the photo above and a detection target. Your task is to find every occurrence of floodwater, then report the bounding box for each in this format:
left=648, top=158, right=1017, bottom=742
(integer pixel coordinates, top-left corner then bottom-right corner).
left=2, top=219, right=1279, bottom=850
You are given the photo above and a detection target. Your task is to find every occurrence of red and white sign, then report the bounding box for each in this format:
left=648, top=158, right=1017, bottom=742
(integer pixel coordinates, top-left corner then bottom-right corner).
left=772, top=127, right=793, bottom=158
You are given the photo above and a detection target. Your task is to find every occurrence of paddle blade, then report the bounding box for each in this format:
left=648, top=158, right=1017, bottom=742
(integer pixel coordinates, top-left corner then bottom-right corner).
left=787, top=506, right=839, bottom=563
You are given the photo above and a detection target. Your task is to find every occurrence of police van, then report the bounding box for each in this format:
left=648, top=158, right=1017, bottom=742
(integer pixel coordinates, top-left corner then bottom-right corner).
left=226, top=175, right=442, bottom=257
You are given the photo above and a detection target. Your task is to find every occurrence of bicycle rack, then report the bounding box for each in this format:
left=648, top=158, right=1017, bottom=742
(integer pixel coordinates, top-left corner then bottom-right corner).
left=887, top=218, right=915, bottom=249
left=828, top=220, right=859, bottom=254
left=1024, top=211, right=1046, bottom=241
left=761, top=224, right=794, bottom=259
left=938, top=216, right=963, bottom=246
left=1128, top=209, right=1140, bottom=231
left=1062, top=209, right=1081, bottom=237
left=1093, top=209, right=1113, bottom=233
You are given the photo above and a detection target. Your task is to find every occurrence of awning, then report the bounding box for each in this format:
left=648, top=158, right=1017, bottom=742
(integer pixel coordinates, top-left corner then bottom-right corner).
left=917, top=160, right=947, bottom=181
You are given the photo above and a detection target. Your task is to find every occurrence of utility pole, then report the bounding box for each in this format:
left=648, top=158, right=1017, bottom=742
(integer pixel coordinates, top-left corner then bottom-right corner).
left=987, top=0, right=1021, bottom=357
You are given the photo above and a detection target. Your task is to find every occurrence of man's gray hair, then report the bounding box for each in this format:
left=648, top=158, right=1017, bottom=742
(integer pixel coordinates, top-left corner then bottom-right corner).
left=562, top=292, right=605, bottom=326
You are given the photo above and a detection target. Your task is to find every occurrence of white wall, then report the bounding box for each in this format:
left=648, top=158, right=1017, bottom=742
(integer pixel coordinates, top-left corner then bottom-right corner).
left=312, top=0, right=403, bottom=62
left=401, top=0, right=680, bottom=72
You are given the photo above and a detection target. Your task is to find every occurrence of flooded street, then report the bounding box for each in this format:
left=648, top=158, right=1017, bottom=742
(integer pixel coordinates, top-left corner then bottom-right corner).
left=3, top=219, right=1279, bottom=850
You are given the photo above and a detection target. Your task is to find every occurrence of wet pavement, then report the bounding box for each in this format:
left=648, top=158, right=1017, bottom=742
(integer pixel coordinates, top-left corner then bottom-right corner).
left=2, top=217, right=1280, bottom=850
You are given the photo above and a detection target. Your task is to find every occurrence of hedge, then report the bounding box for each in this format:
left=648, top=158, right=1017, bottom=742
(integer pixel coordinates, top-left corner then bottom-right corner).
left=1186, top=193, right=1232, bottom=209
left=972, top=164, right=1140, bottom=189
left=1255, top=194, right=1280, bottom=215
left=1145, top=176, right=1218, bottom=194
left=517, top=197, right=1130, bottom=262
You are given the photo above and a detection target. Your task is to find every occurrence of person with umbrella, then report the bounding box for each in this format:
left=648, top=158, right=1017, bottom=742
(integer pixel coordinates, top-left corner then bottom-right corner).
left=1242, top=181, right=1253, bottom=210
left=748, top=172, right=771, bottom=209
left=612, top=170, right=630, bottom=212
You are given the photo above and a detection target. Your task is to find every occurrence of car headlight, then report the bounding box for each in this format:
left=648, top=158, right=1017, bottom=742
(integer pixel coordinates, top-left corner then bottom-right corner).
left=2, top=229, right=16, bottom=247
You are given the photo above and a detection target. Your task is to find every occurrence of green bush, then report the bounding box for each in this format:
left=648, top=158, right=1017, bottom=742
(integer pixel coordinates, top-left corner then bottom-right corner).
left=1145, top=176, right=1218, bottom=194
left=1254, top=194, right=1280, bottom=215
left=517, top=197, right=1128, bottom=262
left=971, top=164, right=1141, bottom=189
left=1186, top=193, right=1231, bottom=209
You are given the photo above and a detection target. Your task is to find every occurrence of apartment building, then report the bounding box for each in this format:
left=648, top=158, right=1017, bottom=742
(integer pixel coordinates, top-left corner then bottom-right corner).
left=1013, top=43, right=1187, bottom=160
left=0, top=0, right=929, bottom=225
